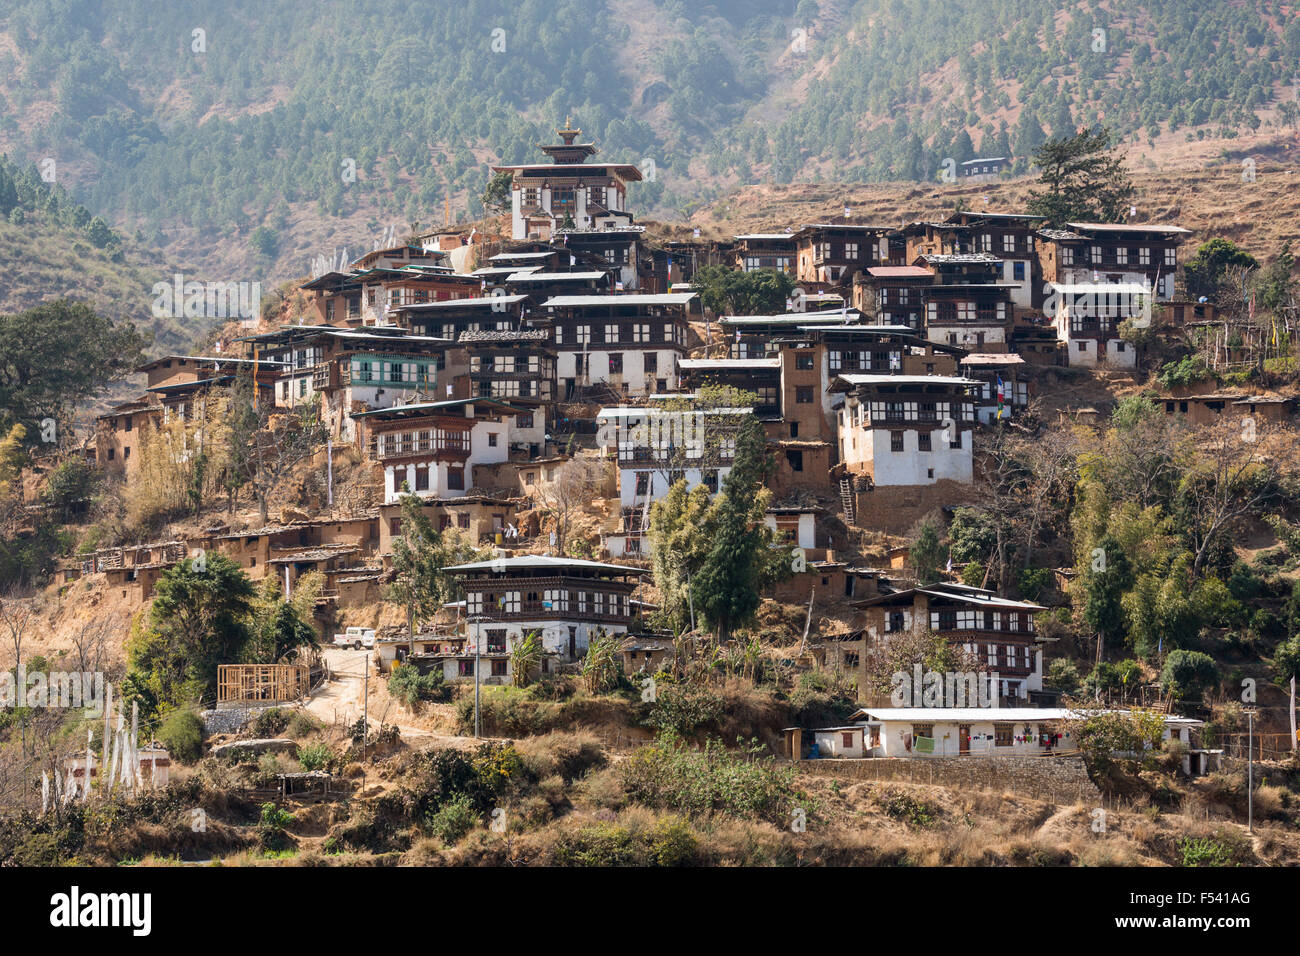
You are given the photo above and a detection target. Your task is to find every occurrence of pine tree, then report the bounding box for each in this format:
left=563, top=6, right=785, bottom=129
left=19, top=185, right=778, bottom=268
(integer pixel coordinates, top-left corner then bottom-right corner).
left=1026, top=127, right=1134, bottom=224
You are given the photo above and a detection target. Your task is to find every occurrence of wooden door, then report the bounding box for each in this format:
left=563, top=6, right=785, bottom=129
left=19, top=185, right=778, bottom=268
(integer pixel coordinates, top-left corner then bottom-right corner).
left=959, top=724, right=971, bottom=755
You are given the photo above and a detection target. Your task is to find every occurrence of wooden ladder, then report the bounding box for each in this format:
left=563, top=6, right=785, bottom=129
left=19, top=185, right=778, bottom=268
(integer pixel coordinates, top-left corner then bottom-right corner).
left=838, top=476, right=855, bottom=524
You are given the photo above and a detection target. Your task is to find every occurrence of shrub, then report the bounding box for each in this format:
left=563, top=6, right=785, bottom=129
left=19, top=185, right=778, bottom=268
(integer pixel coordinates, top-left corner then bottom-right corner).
left=1018, top=566, right=1053, bottom=602
left=258, top=802, right=294, bottom=852
left=880, top=790, right=938, bottom=828
left=388, top=663, right=449, bottom=708
left=298, top=742, right=334, bottom=772
left=158, top=709, right=204, bottom=764
left=1178, top=836, right=1232, bottom=867
left=645, top=682, right=724, bottom=737
left=286, top=711, right=321, bottom=738
left=426, top=793, right=479, bottom=844
left=552, top=816, right=699, bottom=866
left=253, top=708, right=290, bottom=737
left=620, top=732, right=805, bottom=826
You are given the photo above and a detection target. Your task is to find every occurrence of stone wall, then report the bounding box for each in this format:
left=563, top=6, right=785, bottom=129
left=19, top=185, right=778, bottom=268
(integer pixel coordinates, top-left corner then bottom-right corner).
left=795, top=753, right=1101, bottom=805
left=852, top=479, right=977, bottom=534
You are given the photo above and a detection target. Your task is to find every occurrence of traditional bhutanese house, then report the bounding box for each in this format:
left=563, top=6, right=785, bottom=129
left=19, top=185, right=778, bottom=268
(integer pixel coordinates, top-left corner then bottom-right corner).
left=915, top=253, right=1014, bottom=353
left=959, top=353, right=1029, bottom=422
left=652, top=238, right=730, bottom=289
left=959, top=156, right=1009, bottom=181
left=852, top=265, right=934, bottom=328
left=330, top=567, right=385, bottom=607
left=241, top=325, right=465, bottom=442
left=719, top=308, right=864, bottom=359
left=393, top=294, right=533, bottom=339
left=678, top=358, right=782, bottom=419
left=844, top=707, right=1074, bottom=758
left=438, top=555, right=650, bottom=682
left=731, top=233, right=798, bottom=274
left=90, top=540, right=187, bottom=603
left=473, top=454, right=573, bottom=501
left=351, top=398, right=521, bottom=505
left=376, top=494, right=522, bottom=555
left=197, top=524, right=320, bottom=578
left=93, top=398, right=154, bottom=480
left=792, top=223, right=898, bottom=288
left=266, top=543, right=363, bottom=604
left=850, top=582, right=1049, bottom=704
left=830, top=374, right=977, bottom=488
left=459, top=329, right=556, bottom=455
left=829, top=374, right=979, bottom=532
left=1009, top=320, right=1067, bottom=366
left=92, top=356, right=282, bottom=480
left=1159, top=392, right=1294, bottom=427
left=299, top=261, right=481, bottom=327
left=492, top=120, right=642, bottom=242
left=597, top=402, right=751, bottom=522
left=1037, top=223, right=1191, bottom=302
left=921, top=211, right=1046, bottom=309
left=504, top=269, right=613, bottom=299
left=557, top=225, right=647, bottom=291
left=1048, top=282, right=1150, bottom=369
left=543, top=292, right=696, bottom=400
left=620, top=635, right=675, bottom=674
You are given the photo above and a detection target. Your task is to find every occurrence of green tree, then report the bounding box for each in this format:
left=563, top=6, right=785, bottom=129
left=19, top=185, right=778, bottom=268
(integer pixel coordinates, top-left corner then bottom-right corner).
left=510, top=629, right=543, bottom=687
left=692, top=414, right=786, bottom=640
left=481, top=170, right=513, bottom=214
left=691, top=265, right=796, bottom=316
left=247, top=572, right=321, bottom=663
left=911, top=521, right=945, bottom=585
left=249, top=225, right=279, bottom=258
left=1160, top=649, right=1218, bottom=701
left=386, top=494, right=476, bottom=641
left=0, top=300, right=146, bottom=436
left=124, top=554, right=256, bottom=715
left=1027, top=127, right=1134, bottom=224
left=1183, top=237, right=1258, bottom=301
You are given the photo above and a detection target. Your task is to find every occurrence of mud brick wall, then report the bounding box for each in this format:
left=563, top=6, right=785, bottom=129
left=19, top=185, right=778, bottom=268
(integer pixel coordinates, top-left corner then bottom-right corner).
left=795, top=753, right=1101, bottom=805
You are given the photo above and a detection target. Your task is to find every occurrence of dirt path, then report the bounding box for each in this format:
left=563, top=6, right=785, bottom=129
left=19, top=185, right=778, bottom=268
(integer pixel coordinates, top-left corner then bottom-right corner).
left=304, top=648, right=496, bottom=750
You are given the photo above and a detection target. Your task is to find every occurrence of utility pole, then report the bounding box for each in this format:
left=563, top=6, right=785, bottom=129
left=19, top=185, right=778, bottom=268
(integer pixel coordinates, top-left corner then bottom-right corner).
left=362, top=654, right=369, bottom=762
left=326, top=437, right=333, bottom=507
left=1247, top=708, right=1255, bottom=834
left=474, top=617, right=482, bottom=738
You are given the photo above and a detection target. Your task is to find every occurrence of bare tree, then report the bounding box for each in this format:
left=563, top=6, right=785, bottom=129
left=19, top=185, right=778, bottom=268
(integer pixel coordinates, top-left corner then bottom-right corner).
left=535, top=456, right=610, bottom=555
left=1182, top=419, right=1282, bottom=576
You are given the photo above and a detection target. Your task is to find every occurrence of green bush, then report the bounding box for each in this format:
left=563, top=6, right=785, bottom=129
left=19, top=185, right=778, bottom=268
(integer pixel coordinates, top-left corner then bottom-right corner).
left=881, top=790, right=938, bottom=828
left=298, top=742, right=334, bottom=772
left=388, top=664, right=449, bottom=708
left=620, top=733, right=806, bottom=827
left=426, top=793, right=478, bottom=844
left=158, top=709, right=205, bottom=764
left=253, top=708, right=290, bottom=737
left=258, top=802, right=294, bottom=852
left=1178, top=836, right=1232, bottom=867
left=645, top=682, right=724, bottom=737
left=1018, top=566, right=1053, bottom=602
left=553, top=816, right=699, bottom=867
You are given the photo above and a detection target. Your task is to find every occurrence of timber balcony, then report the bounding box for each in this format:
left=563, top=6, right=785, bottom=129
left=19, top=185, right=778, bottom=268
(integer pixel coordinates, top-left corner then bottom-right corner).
left=370, top=433, right=471, bottom=460
left=929, top=306, right=1004, bottom=325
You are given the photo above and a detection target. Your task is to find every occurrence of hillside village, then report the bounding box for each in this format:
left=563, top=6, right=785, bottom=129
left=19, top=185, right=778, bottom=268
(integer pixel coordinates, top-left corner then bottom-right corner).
left=4, top=119, right=1300, bottom=868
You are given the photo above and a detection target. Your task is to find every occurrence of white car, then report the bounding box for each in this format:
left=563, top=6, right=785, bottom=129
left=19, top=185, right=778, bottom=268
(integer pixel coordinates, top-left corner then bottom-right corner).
left=332, top=626, right=375, bottom=650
